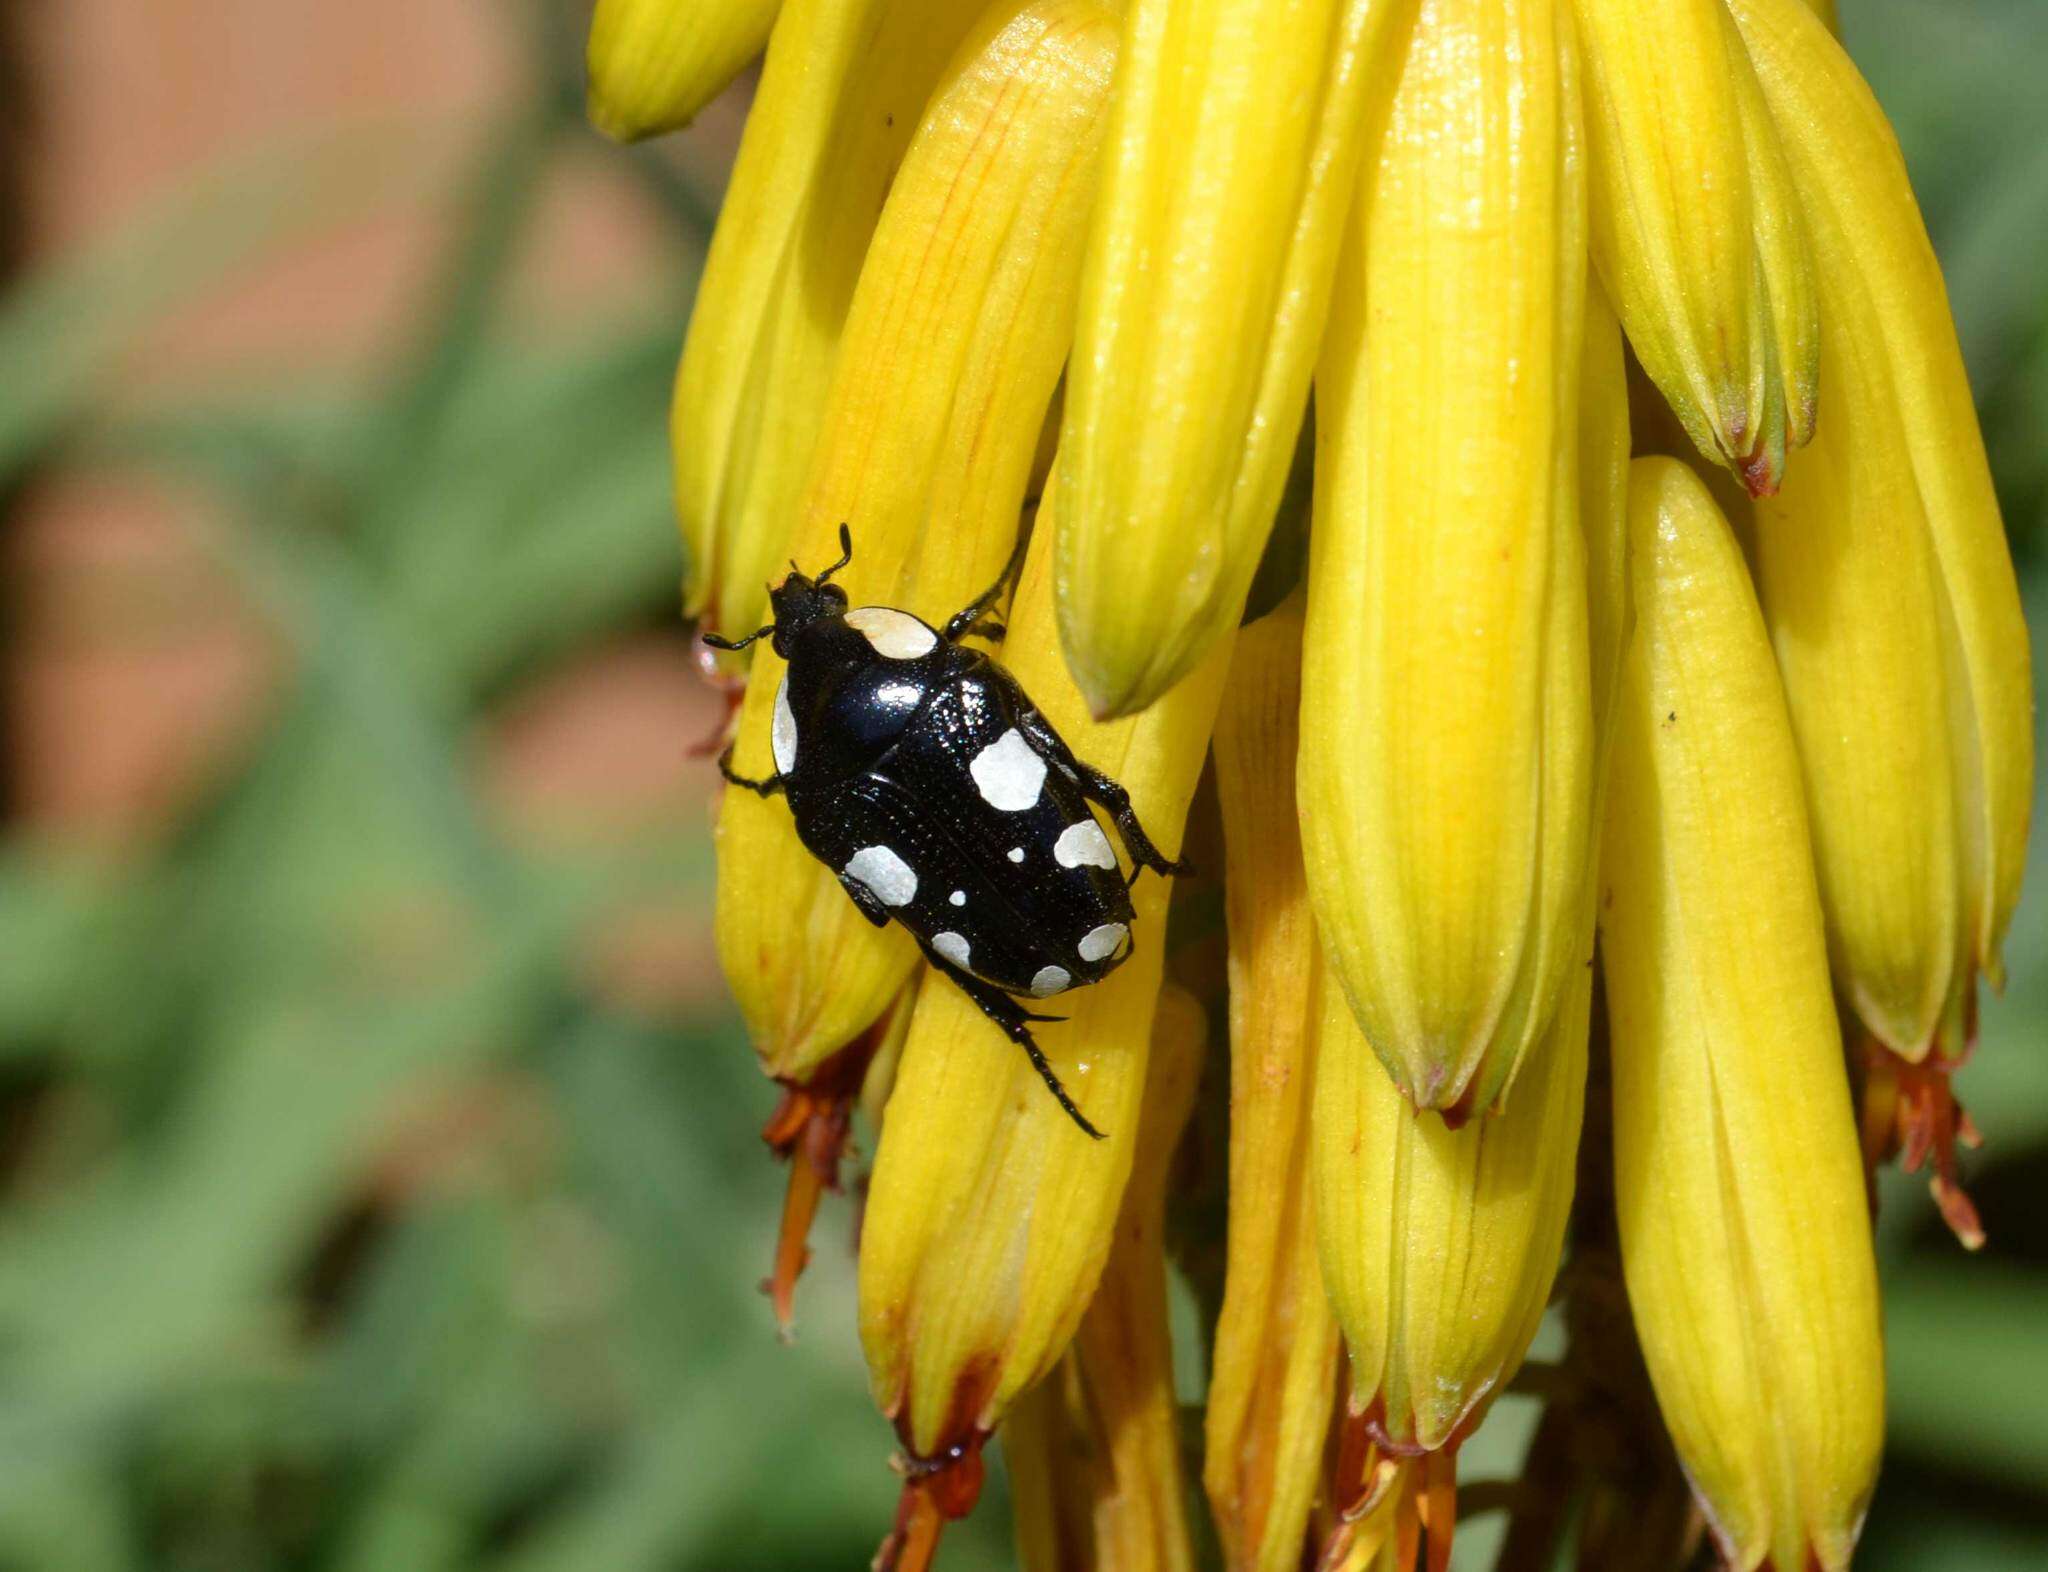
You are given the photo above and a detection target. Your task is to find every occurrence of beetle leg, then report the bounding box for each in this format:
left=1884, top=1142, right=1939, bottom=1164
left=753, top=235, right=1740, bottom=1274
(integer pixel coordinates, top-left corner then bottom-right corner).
left=716, top=743, right=786, bottom=798
left=1010, top=711, right=1194, bottom=881
left=942, top=530, right=1029, bottom=643
left=920, top=945, right=1104, bottom=1140
left=835, top=873, right=891, bottom=928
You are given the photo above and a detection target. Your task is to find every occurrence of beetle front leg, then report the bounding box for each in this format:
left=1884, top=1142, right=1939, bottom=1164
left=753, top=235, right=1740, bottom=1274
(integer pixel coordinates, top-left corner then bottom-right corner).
left=919, top=944, right=1104, bottom=1140
left=1010, top=711, right=1193, bottom=882
left=717, top=743, right=786, bottom=798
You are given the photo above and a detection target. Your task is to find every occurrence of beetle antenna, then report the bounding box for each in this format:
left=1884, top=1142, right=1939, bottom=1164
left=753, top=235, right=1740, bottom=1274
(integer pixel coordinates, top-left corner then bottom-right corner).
left=814, top=523, right=855, bottom=586
left=702, top=624, right=772, bottom=652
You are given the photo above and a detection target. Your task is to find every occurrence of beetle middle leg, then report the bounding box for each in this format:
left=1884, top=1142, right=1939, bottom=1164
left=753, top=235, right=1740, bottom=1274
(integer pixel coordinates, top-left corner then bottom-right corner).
left=717, top=743, right=786, bottom=798
left=1010, top=712, right=1193, bottom=882
left=920, top=944, right=1104, bottom=1140
left=943, top=530, right=1030, bottom=643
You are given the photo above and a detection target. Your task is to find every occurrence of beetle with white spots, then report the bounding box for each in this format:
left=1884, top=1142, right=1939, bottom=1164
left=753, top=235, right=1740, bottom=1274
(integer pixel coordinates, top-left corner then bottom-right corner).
left=705, top=526, right=1189, bottom=1138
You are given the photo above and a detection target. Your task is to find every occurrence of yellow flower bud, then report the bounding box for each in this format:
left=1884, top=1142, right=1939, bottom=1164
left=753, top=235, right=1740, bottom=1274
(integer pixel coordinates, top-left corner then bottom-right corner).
left=670, top=0, right=981, bottom=643
left=1053, top=0, right=1416, bottom=718
left=713, top=0, right=1120, bottom=1078
left=1572, top=0, right=1816, bottom=494
left=1301, top=0, right=1593, bottom=1117
left=585, top=0, right=779, bottom=142
left=1006, top=986, right=1206, bottom=1572
left=1311, top=942, right=1587, bottom=1473
left=1600, top=456, right=1884, bottom=1572
left=1205, top=600, right=1342, bottom=1572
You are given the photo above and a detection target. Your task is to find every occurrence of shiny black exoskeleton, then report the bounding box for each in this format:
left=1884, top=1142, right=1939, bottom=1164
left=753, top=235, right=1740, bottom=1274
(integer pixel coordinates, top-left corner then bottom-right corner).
left=705, top=526, right=1187, bottom=1137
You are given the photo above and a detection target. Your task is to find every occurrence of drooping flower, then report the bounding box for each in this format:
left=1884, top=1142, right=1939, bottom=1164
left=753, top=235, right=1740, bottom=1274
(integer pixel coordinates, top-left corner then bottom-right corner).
left=588, top=0, right=2031, bottom=1565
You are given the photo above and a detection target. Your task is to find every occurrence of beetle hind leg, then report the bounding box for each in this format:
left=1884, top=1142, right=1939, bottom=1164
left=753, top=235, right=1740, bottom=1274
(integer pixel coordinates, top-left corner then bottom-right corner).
left=1011, top=713, right=1192, bottom=880
left=920, top=946, right=1103, bottom=1140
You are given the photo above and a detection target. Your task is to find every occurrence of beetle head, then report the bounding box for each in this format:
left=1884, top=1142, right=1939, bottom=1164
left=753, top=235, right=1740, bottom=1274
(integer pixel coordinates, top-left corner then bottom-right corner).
left=765, top=569, right=849, bottom=655
left=702, top=523, right=854, bottom=657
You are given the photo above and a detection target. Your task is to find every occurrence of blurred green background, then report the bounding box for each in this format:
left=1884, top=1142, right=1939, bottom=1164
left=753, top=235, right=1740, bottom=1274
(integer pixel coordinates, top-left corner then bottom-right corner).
left=0, top=1, right=2043, bottom=1568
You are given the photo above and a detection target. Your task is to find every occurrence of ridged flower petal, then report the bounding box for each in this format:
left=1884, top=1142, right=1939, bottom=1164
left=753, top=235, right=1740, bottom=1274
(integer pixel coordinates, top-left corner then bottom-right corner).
left=1600, top=456, right=1884, bottom=1572
left=714, top=0, right=1120, bottom=1078
left=1205, top=601, right=1342, bottom=1572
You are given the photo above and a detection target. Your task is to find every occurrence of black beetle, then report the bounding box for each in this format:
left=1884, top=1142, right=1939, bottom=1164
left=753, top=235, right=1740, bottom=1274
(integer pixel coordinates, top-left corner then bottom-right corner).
left=706, top=525, right=1186, bottom=1137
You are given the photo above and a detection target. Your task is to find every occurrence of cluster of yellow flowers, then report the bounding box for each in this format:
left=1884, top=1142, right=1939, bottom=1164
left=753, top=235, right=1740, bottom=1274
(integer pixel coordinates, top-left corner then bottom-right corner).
left=588, top=0, right=2031, bottom=1567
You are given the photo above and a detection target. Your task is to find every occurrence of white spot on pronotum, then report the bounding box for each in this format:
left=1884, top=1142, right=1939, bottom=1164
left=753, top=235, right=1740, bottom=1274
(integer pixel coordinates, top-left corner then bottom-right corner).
left=970, top=728, right=1047, bottom=812
left=949, top=890, right=966, bottom=907
left=1052, top=818, right=1116, bottom=870
left=1077, top=922, right=1128, bottom=964
left=932, top=931, right=972, bottom=969
left=844, top=845, right=917, bottom=906
left=1030, top=965, right=1071, bottom=997
left=844, top=606, right=938, bottom=659
left=771, top=677, right=798, bottom=774
left=1008, top=847, right=1025, bottom=864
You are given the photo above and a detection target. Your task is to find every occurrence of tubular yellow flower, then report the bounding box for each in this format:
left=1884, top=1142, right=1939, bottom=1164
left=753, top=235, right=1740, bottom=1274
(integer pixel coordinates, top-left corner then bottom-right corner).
left=1733, top=0, right=2031, bottom=974
left=1301, top=0, right=1592, bottom=1118
left=1205, top=600, right=1342, bottom=1572
left=713, top=0, right=1119, bottom=1078
left=1601, top=457, right=1884, bottom=1572
left=1572, top=0, right=1814, bottom=494
left=1750, top=273, right=1961, bottom=1066
left=1052, top=0, right=1416, bottom=718
left=857, top=502, right=1231, bottom=1545
left=585, top=0, right=780, bottom=142
left=670, top=0, right=980, bottom=643
left=1731, top=0, right=2034, bottom=1235
left=1005, top=985, right=1205, bottom=1572
left=1312, top=280, right=1621, bottom=1569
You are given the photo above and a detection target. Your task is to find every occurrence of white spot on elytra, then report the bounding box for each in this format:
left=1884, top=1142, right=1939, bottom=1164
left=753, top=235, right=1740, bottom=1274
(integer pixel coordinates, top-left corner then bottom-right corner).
left=932, top=931, right=971, bottom=969
left=1078, top=922, right=1128, bottom=964
left=771, top=677, right=798, bottom=774
left=844, top=845, right=917, bottom=906
left=844, top=606, right=938, bottom=659
left=1008, top=847, right=1025, bottom=864
left=949, top=890, right=966, bottom=907
left=970, top=728, right=1046, bottom=812
left=1030, top=965, right=1072, bottom=997
left=1053, top=818, right=1116, bottom=870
